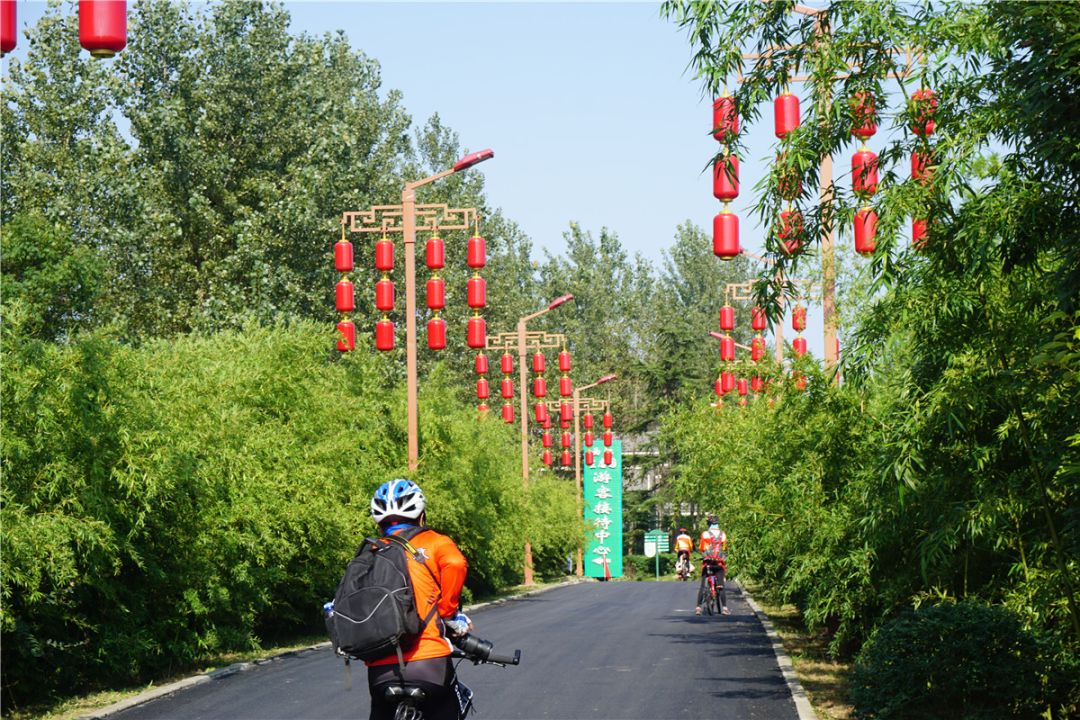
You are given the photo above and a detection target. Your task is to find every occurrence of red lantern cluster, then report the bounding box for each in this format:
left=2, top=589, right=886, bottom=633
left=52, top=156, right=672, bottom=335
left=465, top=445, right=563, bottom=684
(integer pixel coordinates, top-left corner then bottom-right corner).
left=711, top=91, right=741, bottom=261
left=466, top=234, right=487, bottom=350
left=335, top=226, right=357, bottom=352
left=500, top=352, right=514, bottom=424
left=601, top=410, right=615, bottom=466
left=372, top=234, right=397, bottom=351
left=773, top=91, right=803, bottom=257
left=532, top=351, right=548, bottom=423
left=475, top=352, right=489, bottom=414
left=910, top=88, right=937, bottom=250
left=542, top=412, right=553, bottom=467
left=848, top=91, right=879, bottom=258
left=559, top=350, right=572, bottom=398
left=424, top=233, right=446, bottom=351
left=79, top=0, right=127, bottom=59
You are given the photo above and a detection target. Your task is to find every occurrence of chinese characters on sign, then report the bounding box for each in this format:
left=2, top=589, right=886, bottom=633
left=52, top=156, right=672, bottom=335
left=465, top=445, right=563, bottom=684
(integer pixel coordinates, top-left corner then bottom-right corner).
left=583, top=439, right=622, bottom=578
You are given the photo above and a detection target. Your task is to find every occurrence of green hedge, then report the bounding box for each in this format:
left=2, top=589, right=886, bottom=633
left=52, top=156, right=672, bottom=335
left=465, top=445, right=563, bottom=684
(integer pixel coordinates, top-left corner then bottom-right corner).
left=851, top=602, right=1076, bottom=719
left=0, top=323, right=579, bottom=707
left=624, top=553, right=680, bottom=578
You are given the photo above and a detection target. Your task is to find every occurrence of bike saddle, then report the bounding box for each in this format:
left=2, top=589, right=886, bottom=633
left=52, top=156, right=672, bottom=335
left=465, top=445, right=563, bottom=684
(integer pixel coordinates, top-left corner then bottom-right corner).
left=383, top=685, right=427, bottom=703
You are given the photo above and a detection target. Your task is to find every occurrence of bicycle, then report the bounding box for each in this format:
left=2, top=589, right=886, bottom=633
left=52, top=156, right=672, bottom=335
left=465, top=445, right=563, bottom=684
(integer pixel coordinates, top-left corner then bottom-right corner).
left=675, top=554, right=692, bottom=581
left=702, top=573, right=719, bottom=615
left=382, top=634, right=521, bottom=720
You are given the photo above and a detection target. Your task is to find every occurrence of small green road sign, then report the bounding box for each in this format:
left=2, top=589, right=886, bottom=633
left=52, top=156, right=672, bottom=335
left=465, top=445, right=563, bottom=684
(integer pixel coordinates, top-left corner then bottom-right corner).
left=644, top=530, right=670, bottom=578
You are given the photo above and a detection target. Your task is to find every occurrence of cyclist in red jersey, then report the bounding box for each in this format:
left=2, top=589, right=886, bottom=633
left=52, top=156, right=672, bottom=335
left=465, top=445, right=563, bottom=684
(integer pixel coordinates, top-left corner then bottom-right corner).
left=695, top=516, right=730, bottom=616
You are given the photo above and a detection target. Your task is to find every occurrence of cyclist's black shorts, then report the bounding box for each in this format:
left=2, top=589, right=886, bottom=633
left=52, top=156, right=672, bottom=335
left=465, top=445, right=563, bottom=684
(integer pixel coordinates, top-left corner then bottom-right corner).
left=700, top=560, right=724, bottom=576
left=368, top=656, right=459, bottom=720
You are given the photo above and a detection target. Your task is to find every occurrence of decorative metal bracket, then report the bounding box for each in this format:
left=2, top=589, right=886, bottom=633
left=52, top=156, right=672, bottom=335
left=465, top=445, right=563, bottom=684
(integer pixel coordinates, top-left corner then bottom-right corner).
left=342, top=204, right=477, bottom=235
left=486, top=331, right=566, bottom=353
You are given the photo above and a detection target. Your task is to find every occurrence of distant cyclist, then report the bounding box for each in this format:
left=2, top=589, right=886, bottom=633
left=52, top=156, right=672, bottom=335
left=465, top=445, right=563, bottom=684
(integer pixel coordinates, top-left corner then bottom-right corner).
left=696, top=516, right=730, bottom=616
left=674, top=528, right=694, bottom=579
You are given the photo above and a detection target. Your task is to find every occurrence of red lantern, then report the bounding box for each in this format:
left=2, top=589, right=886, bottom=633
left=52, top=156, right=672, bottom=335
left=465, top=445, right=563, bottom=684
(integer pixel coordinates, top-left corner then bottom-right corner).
left=584, top=431, right=594, bottom=447
left=542, top=431, right=552, bottom=449
left=561, top=417, right=570, bottom=430
left=1, top=0, right=16, bottom=55
left=502, top=404, right=515, bottom=424
left=501, top=353, right=513, bottom=375
left=543, top=450, right=553, bottom=466
left=910, top=88, right=937, bottom=137
left=737, top=378, right=748, bottom=397
left=721, top=371, right=735, bottom=393
left=425, top=236, right=445, bottom=270
left=558, top=350, right=571, bottom=373
left=532, top=352, right=545, bottom=373
left=467, top=235, right=486, bottom=269
left=467, top=276, right=486, bottom=309
left=751, top=306, right=767, bottom=332
left=583, top=413, right=594, bottom=429
left=719, top=305, right=735, bottom=332
left=715, top=378, right=724, bottom=397
left=542, top=416, right=552, bottom=430
left=712, top=95, right=739, bottom=141
left=335, top=240, right=354, bottom=272
left=560, top=402, right=572, bottom=424
left=559, top=376, right=572, bottom=397
left=852, top=148, right=879, bottom=196
left=467, top=316, right=486, bottom=349
left=603, top=431, right=613, bottom=447
left=778, top=209, right=805, bottom=255
left=79, top=0, right=127, bottom=58
left=533, top=377, right=547, bottom=398
left=561, top=432, right=571, bottom=449
left=335, top=279, right=355, bottom=313
left=712, top=154, right=739, bottom=201
left=912, top=150, right=933, bottom=185
left=478, top=403, right=489, bottom=414
left=751, top=335, right=766, bottom=362
left=850, top=92, right=877, bottom=139
left=375, top=278, right=394, bottom=312
left=501, top=378, right=513, bottom=399
left=720, top=335, right=735, bottom=362
left=427, top=317, right=447, bottom=350
left=794, top=372, right=807, bottom=391
left=561, top=450, right=572, bottom=467
left=603, top=450, right=613, bottom=466
left=376, top=238, right=394, bottom=272
left=713, top=210, right=740, bottom=260
left=774, top=93, right=800, bottom=139
left=792, top=305, right=807, bottom=332
left=854, top=207, right=878, bottom=256
left=793, top=336, right=807, bottom=357
left=336, top=320, right=356, bottom=352
left=913, top=218, right=928, bottom=250
left=426, top=277, right=446, bottom=311
left=375, top=319, right=394, bottom=351
left=603, top=412, right=613, bottom=429
left=536, top=402, right=548, bottom=424
left=751, top=375, right=764, bottom=393
left=476, top=378, right=490, bottom=400
left=585, top=450, right=594, bottom=467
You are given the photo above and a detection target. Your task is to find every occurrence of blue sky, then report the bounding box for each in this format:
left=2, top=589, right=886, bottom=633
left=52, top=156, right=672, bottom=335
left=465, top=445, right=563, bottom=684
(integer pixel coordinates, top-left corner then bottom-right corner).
left=4, top=1, right=870, bottom=358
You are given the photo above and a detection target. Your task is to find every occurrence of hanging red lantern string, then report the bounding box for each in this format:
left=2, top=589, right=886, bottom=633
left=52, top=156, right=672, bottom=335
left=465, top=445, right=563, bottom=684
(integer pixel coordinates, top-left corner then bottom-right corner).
left=910, top=88, right=938, bottom=137
left=1, top=0, right=16, bottom=55
left=603, top=429, right=613, bottom=447
left=715, top=377, right=725, bottom=398
left=561, top=431, right=572, bottom=449
left=584, top=430, right=595, bottom=447
left=475, top=352, right=489, bottom=376
left=375, top=318, right=394, bottom=351
left=542, top=431, right=553, bottom=449
left=778, top=208, right=805, bottom=255
left=793, top=371, right=807, bottom=391
left=476, top=377, right=490, bottom=401
left=721, top=371, right=735, bottom=394
left=426, top=267, right=446, bottom=352
left=603, top=449, right=614, bottom=466
left=560, top=402, right=572, bottom=425
left=912, top=219, right=929, bottom=250
left=751, top=307, right=767, bottom=332
left=792, top=305, right=807, bottom=332
left=720, top=335, right=735, bottom=362
left=543, top=450, right=553, bottom=467
left=561, top=450, right=572, bottom=468
left=911, top=149, right=934, bottom=251
left=774, top=91, right=800, bottom=139
left=751, top=335, right=766, bottom=362
left=751, top=375, right=764, bottom=393
left=500, top=352, right=514, bottom=424
left=603, top=411, right=613, bottom=429
left=585, top=450, right=594, bottom=467
left=852, top=144, right=879, bottom=197
left=533, top=375, right=547, bottom=399
left=583, top=412, right=593, bottom=430
left=718, top=304, right=735, bottom=332
left=535, top=401, right=548, bottom=424
left=854, top=206, right=878, bottom=257
left=713, top=207, right=740, bottom=260
left=335, top=226, right=356, bottom=352
left=713, top=154, right=739, bottom=202
left=793, top=336, right=808, bottom=357
left=79, top=0, right=127, bottom=59
left=559, top=349, right=572, bottom=397
left=850, top=91, right=877, bottom=140
left=712, top=92, right=739, bottom=143
left=475, top=352, right=489, bottom=415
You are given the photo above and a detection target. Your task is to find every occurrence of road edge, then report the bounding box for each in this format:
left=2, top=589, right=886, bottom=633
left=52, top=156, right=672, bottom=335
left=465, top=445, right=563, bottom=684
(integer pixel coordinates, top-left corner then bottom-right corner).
left=736, top=580, right=818, bottom=720
left=80, top=577, right=587, bottom=719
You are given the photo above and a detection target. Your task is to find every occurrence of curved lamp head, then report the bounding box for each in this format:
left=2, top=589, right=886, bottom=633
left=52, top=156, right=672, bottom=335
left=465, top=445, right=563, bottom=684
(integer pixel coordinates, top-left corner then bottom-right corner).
left=548, top=293, right=574, bottom=310
left=453, top=148, right=494, bottom=172
left=596, top=374, right=618, bottom=385
left=709, top=331, right=726, bottom=341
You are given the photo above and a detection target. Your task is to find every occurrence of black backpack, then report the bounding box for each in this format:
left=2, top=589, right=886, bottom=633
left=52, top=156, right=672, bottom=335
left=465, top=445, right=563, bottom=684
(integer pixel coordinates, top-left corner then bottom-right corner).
left=326, top=526, right=441, bottom=670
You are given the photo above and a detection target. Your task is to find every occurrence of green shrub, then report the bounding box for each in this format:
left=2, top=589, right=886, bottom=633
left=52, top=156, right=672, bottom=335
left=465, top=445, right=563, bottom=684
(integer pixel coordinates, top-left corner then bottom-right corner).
left=624, top=553, right=679, bottom=579
left=850, top=602, right=1057, bottom=719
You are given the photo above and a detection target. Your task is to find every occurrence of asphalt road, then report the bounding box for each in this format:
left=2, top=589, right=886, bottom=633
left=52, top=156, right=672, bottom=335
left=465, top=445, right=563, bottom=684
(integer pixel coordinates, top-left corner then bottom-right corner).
left=106, top=581, right=800, bottom=720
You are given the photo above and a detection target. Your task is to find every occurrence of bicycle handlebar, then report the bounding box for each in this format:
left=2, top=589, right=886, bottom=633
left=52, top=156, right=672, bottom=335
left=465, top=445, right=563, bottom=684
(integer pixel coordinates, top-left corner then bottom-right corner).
left=451, top=634, right=522, bottom=667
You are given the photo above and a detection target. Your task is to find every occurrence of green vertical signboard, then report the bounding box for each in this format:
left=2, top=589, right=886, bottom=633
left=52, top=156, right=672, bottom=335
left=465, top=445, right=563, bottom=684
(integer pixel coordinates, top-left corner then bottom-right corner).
left=583, top=439, right=622, bottom=578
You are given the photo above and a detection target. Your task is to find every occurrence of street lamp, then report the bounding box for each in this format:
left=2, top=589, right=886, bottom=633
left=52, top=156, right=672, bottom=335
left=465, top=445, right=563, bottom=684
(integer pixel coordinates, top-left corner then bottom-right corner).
left=572, top=373, right=617, bottom=576
left=340, top=148, right=494, bottom=471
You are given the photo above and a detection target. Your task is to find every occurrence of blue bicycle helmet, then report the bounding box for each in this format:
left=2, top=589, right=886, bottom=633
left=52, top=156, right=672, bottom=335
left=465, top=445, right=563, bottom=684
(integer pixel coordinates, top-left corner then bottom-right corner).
left=371, top=478, right=426, bottom=523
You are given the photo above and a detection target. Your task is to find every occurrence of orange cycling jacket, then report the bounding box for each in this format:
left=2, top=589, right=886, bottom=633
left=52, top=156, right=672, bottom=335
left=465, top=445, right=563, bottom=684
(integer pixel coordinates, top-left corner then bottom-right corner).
left=366, top=526, right=469, bottom=667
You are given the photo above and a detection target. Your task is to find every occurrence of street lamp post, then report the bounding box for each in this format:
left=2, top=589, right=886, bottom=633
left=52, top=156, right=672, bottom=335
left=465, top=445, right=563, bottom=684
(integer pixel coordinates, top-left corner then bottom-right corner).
left=341, top=149, right=493, bottom=471
left=571, top=375, right=617, bottom=576
left=487, top=295, right=574, bottom=585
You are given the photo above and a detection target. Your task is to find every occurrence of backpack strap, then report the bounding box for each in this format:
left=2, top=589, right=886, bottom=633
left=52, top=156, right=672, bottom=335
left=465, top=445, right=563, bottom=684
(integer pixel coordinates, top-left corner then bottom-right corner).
left=384, top=528, right=443, bottom=630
